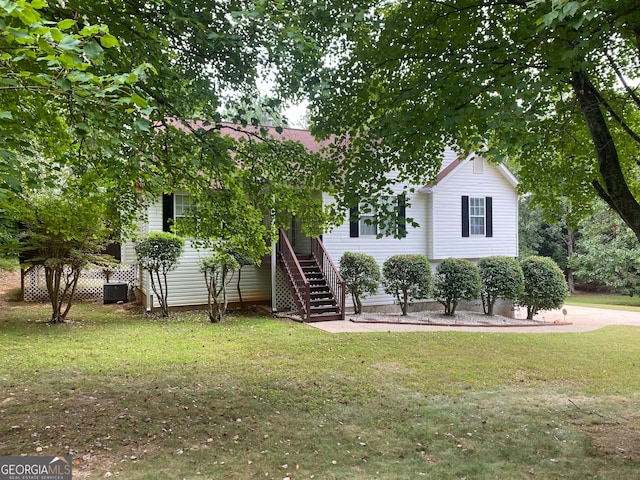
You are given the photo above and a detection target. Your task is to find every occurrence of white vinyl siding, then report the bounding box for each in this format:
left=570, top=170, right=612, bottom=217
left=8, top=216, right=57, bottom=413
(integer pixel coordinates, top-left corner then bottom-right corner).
left=322, top=186, right=428, bottom=308
left=137, top=196, right=271, bottom=308
left=429, top=161, right=518, bottom=260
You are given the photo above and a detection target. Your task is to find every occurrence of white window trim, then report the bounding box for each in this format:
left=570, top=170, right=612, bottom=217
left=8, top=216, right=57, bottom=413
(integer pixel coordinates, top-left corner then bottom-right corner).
left=469, top=197, right=486, bottom=236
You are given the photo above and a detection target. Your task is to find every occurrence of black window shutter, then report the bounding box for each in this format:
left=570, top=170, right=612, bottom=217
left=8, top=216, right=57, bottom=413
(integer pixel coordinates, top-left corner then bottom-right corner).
left=461, top=196, right=469, bottom=237
left=162, top=193, right=174, bottom=232
left=485, top=196, right=493, bottom=237
left=349, top=206, right=359, bottom=238
left=397, top=194, right=407, bottom=238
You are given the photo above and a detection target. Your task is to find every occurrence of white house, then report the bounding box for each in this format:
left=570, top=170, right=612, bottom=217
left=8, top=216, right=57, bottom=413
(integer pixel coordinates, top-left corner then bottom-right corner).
left=123, top=127, right=519, bottom=320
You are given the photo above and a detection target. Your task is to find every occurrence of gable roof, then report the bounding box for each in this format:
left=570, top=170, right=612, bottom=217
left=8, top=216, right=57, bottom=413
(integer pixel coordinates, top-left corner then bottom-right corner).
left=420, top=152, right=518, bottom=192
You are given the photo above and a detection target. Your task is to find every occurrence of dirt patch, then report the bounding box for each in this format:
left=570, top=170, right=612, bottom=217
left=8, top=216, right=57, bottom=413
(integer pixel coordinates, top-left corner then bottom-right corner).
left=578, top=415, right=640, bottom=461
left=0, top=269, right=21, bottom=306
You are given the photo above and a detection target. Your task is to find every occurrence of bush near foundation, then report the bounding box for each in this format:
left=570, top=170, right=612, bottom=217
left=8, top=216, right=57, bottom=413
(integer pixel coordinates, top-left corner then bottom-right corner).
left=519, top=256, right=567, bottom=319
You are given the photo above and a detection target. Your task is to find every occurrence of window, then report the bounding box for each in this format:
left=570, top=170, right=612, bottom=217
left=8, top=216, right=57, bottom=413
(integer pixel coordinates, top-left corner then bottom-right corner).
left=358, top=201, right=378, bottom=236
left=350, top=195, right=407, bottom=238
left=469, top=197, right=485, bottom=235
left=174, top=193, right=192, bottom=220
left=173, top=193, right=192, bottom=235
left=462, top=196, right=493, bottom=238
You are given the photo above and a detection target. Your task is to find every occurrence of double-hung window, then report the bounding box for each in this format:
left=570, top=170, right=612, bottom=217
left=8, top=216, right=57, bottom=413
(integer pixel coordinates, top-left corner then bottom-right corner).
left=358, top=201, right=378, bottom=236
left=350, top=195, right=407, bottom=238
left=469, top=197, right=485, bottom=235
left=462, top=196, right=493, bottom=238
left=173, top=193, right=192, bottom=235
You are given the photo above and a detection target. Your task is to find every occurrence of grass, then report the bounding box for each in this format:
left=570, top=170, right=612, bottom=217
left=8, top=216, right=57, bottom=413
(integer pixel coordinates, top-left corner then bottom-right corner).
left=1, top=300, right=640, bottom=479
left=565, top=293, right=640, bottom=312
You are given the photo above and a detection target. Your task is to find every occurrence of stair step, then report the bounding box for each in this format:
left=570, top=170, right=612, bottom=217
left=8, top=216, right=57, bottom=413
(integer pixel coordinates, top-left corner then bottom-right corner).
left=310, top=305, right=340, bottom=314
left=308, top=312, right=343, bottom=322
left=311, top=298, right=337, bottom=306
left=311, top=293, right=332, bottom=300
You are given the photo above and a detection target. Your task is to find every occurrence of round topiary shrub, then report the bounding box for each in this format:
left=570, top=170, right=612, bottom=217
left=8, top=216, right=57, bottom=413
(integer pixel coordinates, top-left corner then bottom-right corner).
left=519, top=256, right=567, bottom=319
left=478, top=256, right=524, bottom=315
left=135, top=231, right=185, bottom=317
left=382, top=254, right=432, bottom=316
left=433, top=257, right=481, bottom=316
left=339, top=251, right=380, bottom=314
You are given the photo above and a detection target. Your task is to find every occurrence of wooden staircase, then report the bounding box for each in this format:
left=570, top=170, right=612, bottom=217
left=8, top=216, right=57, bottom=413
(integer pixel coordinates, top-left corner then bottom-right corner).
left=297, top=255, right=343, bottom=321
left=278, top=228, right=345, bottom=322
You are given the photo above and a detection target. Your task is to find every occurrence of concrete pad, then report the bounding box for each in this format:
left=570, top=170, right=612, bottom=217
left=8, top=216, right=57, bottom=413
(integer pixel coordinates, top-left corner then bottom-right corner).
left=307, top=305, right=640, bottom=334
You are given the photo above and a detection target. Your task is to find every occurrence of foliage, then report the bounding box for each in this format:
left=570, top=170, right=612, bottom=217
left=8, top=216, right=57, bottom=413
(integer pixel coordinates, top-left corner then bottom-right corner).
left=519, top=256, right=568, bottom=320
left=0, top=0, right=154, bottom=201
left=339, top=251, right=380, bottom=314
left=228, top=247, right=257, bottom=310
left=175, top=129, right=344, bottom=269
left=518, top=196, right=579, bottom=292
left=301, top=0, right=640, bottom=241
left=199, top=250, right=240, bottom=323
left=382, top=254, right=432, bottom=316
left=4, top=187, right=114, bottom=322
left=135, top=232, right=185, bottom=317
left=2, top=1, right=355, bottom=254
left=478, top=256, right=524, bottom=316
left=570, top=202, right=640, bottom=296
left=433, top=258, right=481, bottom=316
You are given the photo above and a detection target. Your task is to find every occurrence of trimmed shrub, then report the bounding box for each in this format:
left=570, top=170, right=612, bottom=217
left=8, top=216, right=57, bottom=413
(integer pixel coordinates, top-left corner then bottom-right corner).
left=478, top=256, right=524, bottom=315
left=339, top=251, right=380, bottom=314
left=519, top=256, right=567, bottom=319
left=382, top=254, right=432, bottom=316
left=433, top=258, right=481, bottom=316
left=135, top=231, right=185, bottom=317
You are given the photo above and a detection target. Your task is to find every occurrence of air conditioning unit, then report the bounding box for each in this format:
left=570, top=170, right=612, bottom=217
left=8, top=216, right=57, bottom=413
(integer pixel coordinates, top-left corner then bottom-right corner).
left=103, top=282, right=128, bottom=304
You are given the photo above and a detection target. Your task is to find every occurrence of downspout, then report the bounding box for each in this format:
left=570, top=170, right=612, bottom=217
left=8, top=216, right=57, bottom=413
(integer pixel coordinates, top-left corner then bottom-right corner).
left=271, top=205, right=277, bottom=313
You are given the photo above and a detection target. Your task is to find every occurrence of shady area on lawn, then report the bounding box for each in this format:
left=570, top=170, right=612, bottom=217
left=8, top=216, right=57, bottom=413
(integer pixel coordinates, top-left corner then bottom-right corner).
left=1, top=272, right=639, bottom=480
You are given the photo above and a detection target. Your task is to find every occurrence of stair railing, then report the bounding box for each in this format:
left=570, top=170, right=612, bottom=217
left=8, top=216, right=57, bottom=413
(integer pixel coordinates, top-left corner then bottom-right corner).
left=278, top=228, right=311, bottom=321
left=311, top=236, right=346, bottom=320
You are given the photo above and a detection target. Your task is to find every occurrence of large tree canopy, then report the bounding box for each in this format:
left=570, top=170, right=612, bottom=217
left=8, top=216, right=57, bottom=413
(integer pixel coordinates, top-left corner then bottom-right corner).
left=1, top=0, right=363, bottom=248
left=300, top=0, right=640, bottom=239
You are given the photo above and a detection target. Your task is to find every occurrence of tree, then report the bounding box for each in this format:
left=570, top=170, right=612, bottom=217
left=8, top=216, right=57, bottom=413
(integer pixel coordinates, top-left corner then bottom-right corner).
left=478, top=256, right=524, bottom=316
left=0, top=1, right=154, bottom=201
left=300, top=1, right=640, bottom=243
left=433, top=258, right=481, bottom=316
left=135, top=232, right=185, bottom=317
left=6, top=188, right=114, bottom=323
left=2, top=1, right=355, bottom=247
left=519, top=197, right=580, bottom=293
left=382, top=254, right=432, bottom=316
left=519, top=256, right=568, bottom=320
left=200, top=250, right=240, bottom=323
left=339, top=251, right=380, bottom=314
left=570, top=202, right=640, bottom=296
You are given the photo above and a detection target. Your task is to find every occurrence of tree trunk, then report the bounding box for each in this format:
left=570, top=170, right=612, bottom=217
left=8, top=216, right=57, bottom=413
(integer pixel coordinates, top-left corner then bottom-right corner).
left=401, top=290, right=408, bottom=316
left=566, top=229, right=576, bottom=294
left=236, top=267, right=244, bottom=310
left=571, top=70, right=640, bottom=241
left=352, top=291, right=362, bottom=315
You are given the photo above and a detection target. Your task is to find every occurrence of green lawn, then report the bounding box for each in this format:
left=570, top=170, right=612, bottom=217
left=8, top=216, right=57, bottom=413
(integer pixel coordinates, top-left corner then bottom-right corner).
left=565, top=293, right=640, bottom=312
left=1, top=301, right=639, bottom=479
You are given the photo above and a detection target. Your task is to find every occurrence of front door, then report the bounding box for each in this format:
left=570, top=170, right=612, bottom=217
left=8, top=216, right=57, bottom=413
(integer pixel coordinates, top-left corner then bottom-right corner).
left=286, top=217, right=312, bottom=255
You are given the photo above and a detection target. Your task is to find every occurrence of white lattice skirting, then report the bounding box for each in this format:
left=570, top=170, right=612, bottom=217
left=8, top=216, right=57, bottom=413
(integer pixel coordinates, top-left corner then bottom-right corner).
left=23, top=264, right=138, bottom=302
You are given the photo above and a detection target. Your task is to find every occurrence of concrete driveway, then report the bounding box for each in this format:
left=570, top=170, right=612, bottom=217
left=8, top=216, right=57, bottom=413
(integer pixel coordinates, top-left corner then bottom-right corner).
left=308, top=305, right=640, bottom=334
